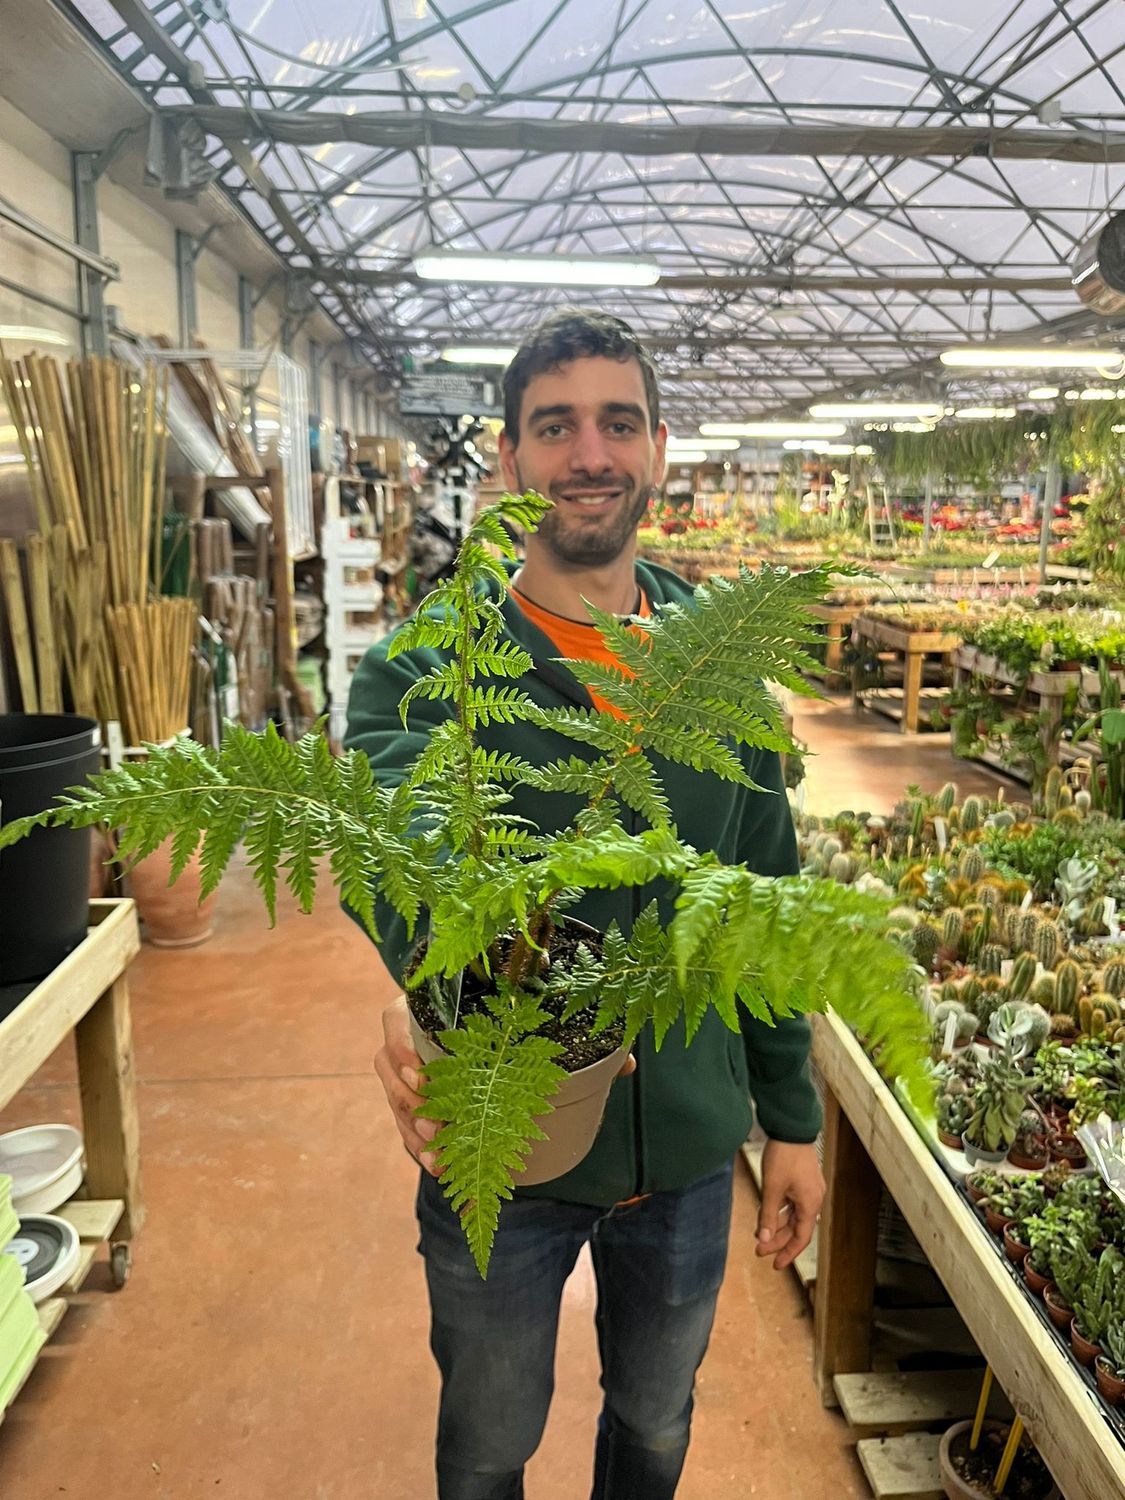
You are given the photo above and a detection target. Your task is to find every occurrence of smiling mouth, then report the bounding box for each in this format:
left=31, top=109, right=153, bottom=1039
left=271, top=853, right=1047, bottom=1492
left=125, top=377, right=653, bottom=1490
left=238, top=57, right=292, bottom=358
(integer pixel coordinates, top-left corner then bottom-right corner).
left=558, top=490, right=622, bottom=508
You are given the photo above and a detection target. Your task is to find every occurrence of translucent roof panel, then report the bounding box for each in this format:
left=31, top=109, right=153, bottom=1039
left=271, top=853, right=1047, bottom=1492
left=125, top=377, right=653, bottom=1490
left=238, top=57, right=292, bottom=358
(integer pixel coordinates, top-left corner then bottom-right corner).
left=68, top=0, right=1125, bottom=425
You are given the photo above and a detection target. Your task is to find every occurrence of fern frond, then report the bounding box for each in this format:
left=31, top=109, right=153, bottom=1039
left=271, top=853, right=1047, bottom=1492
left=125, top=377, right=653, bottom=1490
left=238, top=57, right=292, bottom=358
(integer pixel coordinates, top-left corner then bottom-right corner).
left=608, top=751, right=672, bottom=828
left=419, top=990, right=566, bottom=1277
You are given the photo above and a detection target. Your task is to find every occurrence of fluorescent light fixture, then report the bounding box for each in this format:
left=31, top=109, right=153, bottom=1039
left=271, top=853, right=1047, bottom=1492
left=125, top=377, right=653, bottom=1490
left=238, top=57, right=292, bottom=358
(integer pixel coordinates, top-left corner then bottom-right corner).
left=667, top=449, right=709, bottom=464
left=413, top=250, right=661, bottom=287
left=0, top=325, right=70, bottom=347
left=1114, top=425, right=1125, bottom=434
left=783, top=439, right=823, bottom=451
left=1027, top=386, right=1060, bottom=400
left=782, top=440, right=857, bottom=456
left=668, top=436, right=740, bottom=451
left=854, top=445, right=874, bottom=456
left=940, top=346, right=1125, bottom=371
left=441, top=345, right=516, bottom=365
left=809, top=401, right=942, bottom=420
left=699, top=421, right=846, bottom=438
left=892, top=421, right=937, bottom=433
left=1079, top=388, right=1116, bottom=402
left=955, top=406, right=1016, bottom=420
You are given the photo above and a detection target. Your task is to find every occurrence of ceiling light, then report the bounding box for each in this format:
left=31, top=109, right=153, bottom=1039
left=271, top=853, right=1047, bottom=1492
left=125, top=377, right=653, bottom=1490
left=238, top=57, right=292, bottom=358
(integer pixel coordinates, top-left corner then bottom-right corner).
left=667, top=449, right=709, bottom=464
left=955, top=406, right=1017, bottom=420
left=0, top=325, right=71, bottom=347
left=699, top=421, right=846, bottom=438
left=1114, top=425, right=1125, bottom=434
left=1079, top=388, right=1116, bottom=401
left=668, top=436, right=740, bottom=451
left=441, top=345, right=516, bottom=365
left=413, top=250, right=661, bottom=287
left=1027, top=386, right=1060, bottom=400
left=783, top=439, right=825, bottom=451
left=940, top=346, right=1125, bottom=371
left=892, top=421, right=937, bottom=433
left=809, top=401, right=943, bottom=420
left=854, top=445, right=874, bottom=456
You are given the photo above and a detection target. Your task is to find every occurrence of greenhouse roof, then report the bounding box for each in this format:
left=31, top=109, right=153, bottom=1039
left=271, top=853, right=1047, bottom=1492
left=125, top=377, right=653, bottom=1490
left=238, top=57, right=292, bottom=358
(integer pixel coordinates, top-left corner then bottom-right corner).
left=66, top=1, right=1125, bottom=427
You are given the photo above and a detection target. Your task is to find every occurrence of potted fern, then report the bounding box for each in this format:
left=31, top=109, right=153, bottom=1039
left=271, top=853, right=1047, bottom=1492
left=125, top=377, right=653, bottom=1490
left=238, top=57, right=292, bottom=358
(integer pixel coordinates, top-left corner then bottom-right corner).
left=0, top=493, right=928, bottom=1276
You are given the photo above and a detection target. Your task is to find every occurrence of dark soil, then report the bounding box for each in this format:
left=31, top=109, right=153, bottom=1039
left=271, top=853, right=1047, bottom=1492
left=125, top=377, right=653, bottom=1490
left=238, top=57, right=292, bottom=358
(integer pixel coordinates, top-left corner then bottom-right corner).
left=406, top=926, right=624, bottom=1073
left=949, top=1426, right=1055, bottom=1499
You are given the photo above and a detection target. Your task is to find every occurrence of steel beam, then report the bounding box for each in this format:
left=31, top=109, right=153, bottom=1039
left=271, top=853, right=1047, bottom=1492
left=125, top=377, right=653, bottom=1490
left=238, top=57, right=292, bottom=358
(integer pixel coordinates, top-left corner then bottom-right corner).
left=1040, top=455, right=1062, bottom=583
left=175, top=229, right=198, bottom=347
left=238, top=273, right=258, bottom=448
left=308, top=339, right=323, bottom=422
left=0, top=192, right=120, bottom=281
left=339, top=268, right=1073, bottom=294
left=71, top=153, right=109, bottom=357
left=171, top=107, right=1125, bottom=164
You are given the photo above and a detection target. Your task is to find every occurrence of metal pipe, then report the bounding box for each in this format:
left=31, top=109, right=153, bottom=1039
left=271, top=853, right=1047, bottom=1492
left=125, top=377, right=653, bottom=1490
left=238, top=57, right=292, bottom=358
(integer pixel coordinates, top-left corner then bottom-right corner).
left=0, top=196, right=120, bottom=280
left=923, top=471, right=934, bottom=551
left=0, top=271, right=87, bottom=325
left=1039, top=455, right=1062, bottom=583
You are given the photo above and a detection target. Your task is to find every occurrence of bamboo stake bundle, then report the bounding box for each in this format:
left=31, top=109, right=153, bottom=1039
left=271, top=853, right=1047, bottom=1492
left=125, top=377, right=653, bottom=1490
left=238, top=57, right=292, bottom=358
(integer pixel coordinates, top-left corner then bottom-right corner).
left=106, top=598, right=197, bottom=745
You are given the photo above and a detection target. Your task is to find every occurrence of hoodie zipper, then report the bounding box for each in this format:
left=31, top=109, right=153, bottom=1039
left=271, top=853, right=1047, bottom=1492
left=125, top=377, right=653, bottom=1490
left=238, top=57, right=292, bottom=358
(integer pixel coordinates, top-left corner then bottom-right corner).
left=629, top=807, right=645, bottom=1198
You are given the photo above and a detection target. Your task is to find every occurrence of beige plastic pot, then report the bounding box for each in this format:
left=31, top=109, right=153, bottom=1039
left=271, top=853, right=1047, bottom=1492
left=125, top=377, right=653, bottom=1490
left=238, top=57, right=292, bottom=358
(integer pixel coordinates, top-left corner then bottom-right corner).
left=938, top=1421, right=1061, bottom=1500
left=409, top=1011, right=628, bottom=1186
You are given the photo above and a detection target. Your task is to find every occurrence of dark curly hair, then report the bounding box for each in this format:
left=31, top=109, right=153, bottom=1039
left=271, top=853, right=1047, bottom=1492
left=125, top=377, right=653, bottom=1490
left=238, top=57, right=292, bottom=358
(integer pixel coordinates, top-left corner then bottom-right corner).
left=502, top=309, right=660, bottom=442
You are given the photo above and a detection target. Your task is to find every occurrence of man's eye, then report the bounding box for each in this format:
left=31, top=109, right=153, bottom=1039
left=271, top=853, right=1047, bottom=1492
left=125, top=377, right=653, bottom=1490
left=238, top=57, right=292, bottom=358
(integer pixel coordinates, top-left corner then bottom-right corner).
left=609, top=423, right=635, bottom=435
left=540, top=424, right=565, bottom=438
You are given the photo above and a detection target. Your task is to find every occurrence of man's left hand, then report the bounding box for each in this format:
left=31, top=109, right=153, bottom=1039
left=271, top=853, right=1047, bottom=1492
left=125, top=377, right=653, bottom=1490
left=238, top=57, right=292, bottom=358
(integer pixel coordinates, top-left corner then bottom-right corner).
left=755, top=1139, right=825, bottom=1271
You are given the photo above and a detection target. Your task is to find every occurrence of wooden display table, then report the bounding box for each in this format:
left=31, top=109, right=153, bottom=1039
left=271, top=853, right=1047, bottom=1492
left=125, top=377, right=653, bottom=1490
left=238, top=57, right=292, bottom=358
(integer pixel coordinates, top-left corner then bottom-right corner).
left=850, top=614, right=963, bottom=734
left=811, top=1011, right=1125, bottom=1500
left=808, top=602, right=863, bottom=689
left=0, top=898, right=143, bottom=1420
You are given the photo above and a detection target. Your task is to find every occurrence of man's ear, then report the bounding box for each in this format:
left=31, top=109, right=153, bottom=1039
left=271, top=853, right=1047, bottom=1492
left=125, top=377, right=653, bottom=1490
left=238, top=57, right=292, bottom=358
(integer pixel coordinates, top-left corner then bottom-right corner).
left=652, top=420, right=668, bottom=488
left=498, top=429, right=520, bottom=492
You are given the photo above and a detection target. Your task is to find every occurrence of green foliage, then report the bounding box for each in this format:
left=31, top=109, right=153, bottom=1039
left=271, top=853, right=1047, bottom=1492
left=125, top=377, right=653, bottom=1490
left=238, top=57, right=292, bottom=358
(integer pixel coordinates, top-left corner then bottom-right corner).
left=983, top=821, right=1083, bottom=900
left=0, top=492, right=930, bottom=1277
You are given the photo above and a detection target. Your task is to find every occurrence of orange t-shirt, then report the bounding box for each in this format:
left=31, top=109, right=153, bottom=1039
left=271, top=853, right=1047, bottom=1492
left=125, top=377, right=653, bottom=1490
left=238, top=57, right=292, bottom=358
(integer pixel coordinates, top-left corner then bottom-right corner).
left=510, top=586, right=651, bottom=718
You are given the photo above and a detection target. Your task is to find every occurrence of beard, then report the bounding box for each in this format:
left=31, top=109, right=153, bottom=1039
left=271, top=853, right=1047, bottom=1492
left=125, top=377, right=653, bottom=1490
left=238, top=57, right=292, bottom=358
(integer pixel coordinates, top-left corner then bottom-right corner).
left=514, top=466, right=653, bottom=567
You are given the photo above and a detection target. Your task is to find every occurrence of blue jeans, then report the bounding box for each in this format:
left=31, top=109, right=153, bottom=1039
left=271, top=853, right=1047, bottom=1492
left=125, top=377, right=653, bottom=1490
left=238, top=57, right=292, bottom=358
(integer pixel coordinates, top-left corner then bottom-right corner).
left=416, top=1160, right=734, bottom=1500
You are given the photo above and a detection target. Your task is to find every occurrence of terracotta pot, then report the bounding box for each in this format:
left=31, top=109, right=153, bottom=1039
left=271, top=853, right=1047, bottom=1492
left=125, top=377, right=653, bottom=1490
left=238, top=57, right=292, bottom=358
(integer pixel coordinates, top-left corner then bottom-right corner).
left=938, top=1419, right=1061, bottom=1500
left=1024, top=1258, right=1052, bottom=1297
left=1095, top=1356, right=1125, bottom=1406
left=1070, top=1317, right=1103, bottom=1368
left=938, top=1129, right=963, bottom=1149
left=983, top=1205, right=1013, bottom=1236
left=1008, top=1142, right=1049, bottom=1171
left=1049, top=1134, right=1087, bottom=1169
left=409, top=1013, right=629, bottom=1187
left=965, top=1173, right=992, bottom=1204
left=128, top=838, right=218, bottom=948
left=1044, top=1286, right=1073, bottom=1331
left=1003, top=1225, right=1031, bottom=1265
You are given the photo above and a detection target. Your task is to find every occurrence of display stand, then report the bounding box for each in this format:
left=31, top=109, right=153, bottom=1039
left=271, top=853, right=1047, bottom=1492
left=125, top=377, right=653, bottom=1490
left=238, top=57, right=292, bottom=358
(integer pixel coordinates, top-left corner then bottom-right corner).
left=810, top=1010, right=1125, bottom=1500
left=0, top=899, right=143, bottom=1421
left=850, top=614, right=962, bottom=733
left=807, top=602, right=863, bottom=689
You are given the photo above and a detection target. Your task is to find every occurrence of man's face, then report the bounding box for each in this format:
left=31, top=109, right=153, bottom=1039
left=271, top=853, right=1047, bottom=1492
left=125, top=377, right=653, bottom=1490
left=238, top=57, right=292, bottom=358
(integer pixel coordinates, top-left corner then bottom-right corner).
left=499, top=355, right=667, bottom=567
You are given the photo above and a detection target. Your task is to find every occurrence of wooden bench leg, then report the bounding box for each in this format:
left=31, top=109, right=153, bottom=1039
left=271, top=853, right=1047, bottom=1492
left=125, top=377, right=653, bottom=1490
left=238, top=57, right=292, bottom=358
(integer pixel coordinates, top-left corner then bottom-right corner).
left=75, top=974, right=144, bottom=1240
left=813, top=1088, right=881, bottom=1406
left=902, top=651, right=923, bottom=734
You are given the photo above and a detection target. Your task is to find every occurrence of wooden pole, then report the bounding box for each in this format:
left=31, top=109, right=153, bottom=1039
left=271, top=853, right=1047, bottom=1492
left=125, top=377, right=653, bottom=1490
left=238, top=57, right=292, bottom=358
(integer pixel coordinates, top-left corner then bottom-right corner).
left=0, top=538, right=38, bottom=712
left=25, top=532, right=60, bottom=712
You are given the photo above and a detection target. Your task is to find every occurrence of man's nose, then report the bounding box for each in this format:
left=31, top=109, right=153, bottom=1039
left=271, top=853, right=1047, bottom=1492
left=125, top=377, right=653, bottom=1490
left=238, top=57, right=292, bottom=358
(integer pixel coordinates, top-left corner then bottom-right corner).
left=568, top=420, right=613, bottom=475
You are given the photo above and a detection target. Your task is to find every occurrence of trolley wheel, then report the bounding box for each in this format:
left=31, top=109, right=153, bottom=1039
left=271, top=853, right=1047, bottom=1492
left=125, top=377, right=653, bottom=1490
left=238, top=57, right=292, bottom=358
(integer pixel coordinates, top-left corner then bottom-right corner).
left=110, top=1241, right=131, bottom=1289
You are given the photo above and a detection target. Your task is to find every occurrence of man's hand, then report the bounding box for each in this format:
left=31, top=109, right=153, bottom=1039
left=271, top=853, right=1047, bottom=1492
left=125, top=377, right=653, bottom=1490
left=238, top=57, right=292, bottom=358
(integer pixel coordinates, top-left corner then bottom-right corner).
left=374, top=994, right=441, bottom=1175
left=755, top=1139, right=825, bottom=1271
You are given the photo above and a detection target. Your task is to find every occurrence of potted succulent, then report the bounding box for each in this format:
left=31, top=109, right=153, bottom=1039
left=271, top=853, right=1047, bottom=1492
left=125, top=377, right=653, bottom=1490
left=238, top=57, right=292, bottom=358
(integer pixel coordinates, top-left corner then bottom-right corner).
left=1070, top=1246, right=1125, bottom=1367
left=1095, top=1316, right=1125, bottom=1405
left=1045, top=1239, right=1096, bottom=1331
left=962, top=1046, right=1027, bottom=1167
left=0, top=494, right=929, bottom=1277
left=1008, top=1107, right=1049, bottom=1171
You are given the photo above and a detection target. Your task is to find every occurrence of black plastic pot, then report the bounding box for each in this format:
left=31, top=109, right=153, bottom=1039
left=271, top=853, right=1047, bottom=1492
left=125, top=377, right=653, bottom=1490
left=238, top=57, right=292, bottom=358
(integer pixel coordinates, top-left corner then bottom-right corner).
left=0, top=714, right=99, bottom=986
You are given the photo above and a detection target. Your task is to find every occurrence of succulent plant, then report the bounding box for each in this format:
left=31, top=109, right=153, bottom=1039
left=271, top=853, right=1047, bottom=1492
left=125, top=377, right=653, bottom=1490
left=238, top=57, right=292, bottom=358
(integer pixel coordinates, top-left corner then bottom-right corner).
left=941, top=909, right=965, bottom=958
left=988, top=809, right=1016, bottom=831
left=959, top=847, right=985, bottom=884
left=1032, top=973, right=1057, bottom=1008
left=819, top=835, right=843, bottom=862
left=1016, top=910, right=1040, bottom=955
left=1034, top=921, right=1059, bottom=970
left=959, top=796, right=983, bottom=834
left=911, top=920, right=941, bottom=972
left=1008, top=952, right=1037, bottom=1001
left=828, top=851, right=858, bottom=884
left=1043, top=766, right=1064, bottom=818
left=1054, top=957, right=1083, bottom=1018
left=936, top=782, right=957, bottom=816
left=979, top=943, right=1006, bottom=977
left=1075, top=789, right=1092, bottom=814
left=1101, top=957, right=1125, bottom=998
left=974, top=882, right=1001, bottom=911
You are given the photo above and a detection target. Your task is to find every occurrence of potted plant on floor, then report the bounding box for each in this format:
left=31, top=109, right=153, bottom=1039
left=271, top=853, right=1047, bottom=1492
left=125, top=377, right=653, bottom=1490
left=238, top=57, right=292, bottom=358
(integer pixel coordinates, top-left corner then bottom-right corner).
left=938, top=1419, right=1060, bottom=1500
left=0, top=494, right=930, bottom=1277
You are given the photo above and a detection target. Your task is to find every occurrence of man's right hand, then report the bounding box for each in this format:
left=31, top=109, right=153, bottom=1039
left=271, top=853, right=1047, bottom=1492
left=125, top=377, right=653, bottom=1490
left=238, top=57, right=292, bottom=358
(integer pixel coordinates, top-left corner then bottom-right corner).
left=374, top=994, right=441, bottom=1175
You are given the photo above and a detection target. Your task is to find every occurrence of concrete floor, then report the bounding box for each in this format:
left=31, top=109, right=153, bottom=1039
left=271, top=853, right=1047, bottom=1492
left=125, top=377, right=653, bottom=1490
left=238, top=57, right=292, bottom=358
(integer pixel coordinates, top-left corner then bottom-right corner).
left=0, top=696, right=1014, bottom=1499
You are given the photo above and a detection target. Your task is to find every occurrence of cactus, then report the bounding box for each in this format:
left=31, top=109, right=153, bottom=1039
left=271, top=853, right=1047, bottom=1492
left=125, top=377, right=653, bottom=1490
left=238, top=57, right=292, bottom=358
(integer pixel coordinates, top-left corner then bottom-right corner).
left=989, top=809, right=1016, bottom=831
left=959, top=847, right=985, bottom=884
left=1075, top=789, right=1092, bottom=814
left=1058, top=783, right=1073, bottom=809
left=1044, top=766, right=1063, bottom=817
left=974, top=883, right=1000, bottom=911
left=1034, top=922, right=1059, bottom=971
left=979, top=943, right=1006, bottom=977
left=820, top=835, right=843, bottom=862
left=1079, top=996, right=1106, bottom=1037
left=1051, top=1012, right=1079, bottom=1039
left=1032, top=973, right=1057, bottom=1008
left=1091, top=992, right=1123, bottom=1024
left=1016, top=911, right=1039, bottom=954
left=960, top=976, right=984, bottom=1007
left=1009, top=952, right=1036, bottom=1000
left=936, top=782, right=957, bottom=816
left=1054, top=958, right=1082, bottom=1018
left=959, top=796, right=983, bottom=834
left=1054, top=807, right=1081, bottom=826
left=911, top=920, right=941, bottom=972
left=1077, top=897, right=1108, bottom=937
left=942, top=909, right=965, bottom=956
left=827, top=851, right=858, bottom=884
left=1010, top=802, right=1032, bottom=821
left=1004, top=878, right=1031, bottom=904
left=888, top=906, right=920, bottom=930
left=1102, top=958, right=1125, bottom=998
left=939, top=982, right=960, bottom=1004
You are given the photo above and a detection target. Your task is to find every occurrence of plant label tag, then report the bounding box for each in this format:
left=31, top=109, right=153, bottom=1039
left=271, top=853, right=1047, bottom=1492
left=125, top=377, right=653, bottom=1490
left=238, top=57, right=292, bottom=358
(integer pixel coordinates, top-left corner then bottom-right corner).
left=942, top=1013, right=959, bottom=1057
left=1105, top=896, right=1117, bottom=929
left=222, top=683, right=240, bottom=721
left=106, top=720, right=125, bottom=771
left=934, top=817, right=948, bottom=851
left=983, top=549, right=1000, bottom=568
left=1021, top=889, right=1034, bottom=910
left=1000, top=959, right=1013, bottom=982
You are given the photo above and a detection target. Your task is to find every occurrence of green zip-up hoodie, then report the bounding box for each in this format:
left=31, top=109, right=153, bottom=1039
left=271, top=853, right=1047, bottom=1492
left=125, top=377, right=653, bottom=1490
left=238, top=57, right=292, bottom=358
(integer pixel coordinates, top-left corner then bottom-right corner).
left=344, top=557, right=822, bottom=1207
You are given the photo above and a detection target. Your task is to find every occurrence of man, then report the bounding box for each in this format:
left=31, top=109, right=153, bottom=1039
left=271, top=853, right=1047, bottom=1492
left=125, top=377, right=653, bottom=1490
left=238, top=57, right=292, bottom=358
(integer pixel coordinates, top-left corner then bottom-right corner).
left=346, top=310, right=824, bottom=1500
